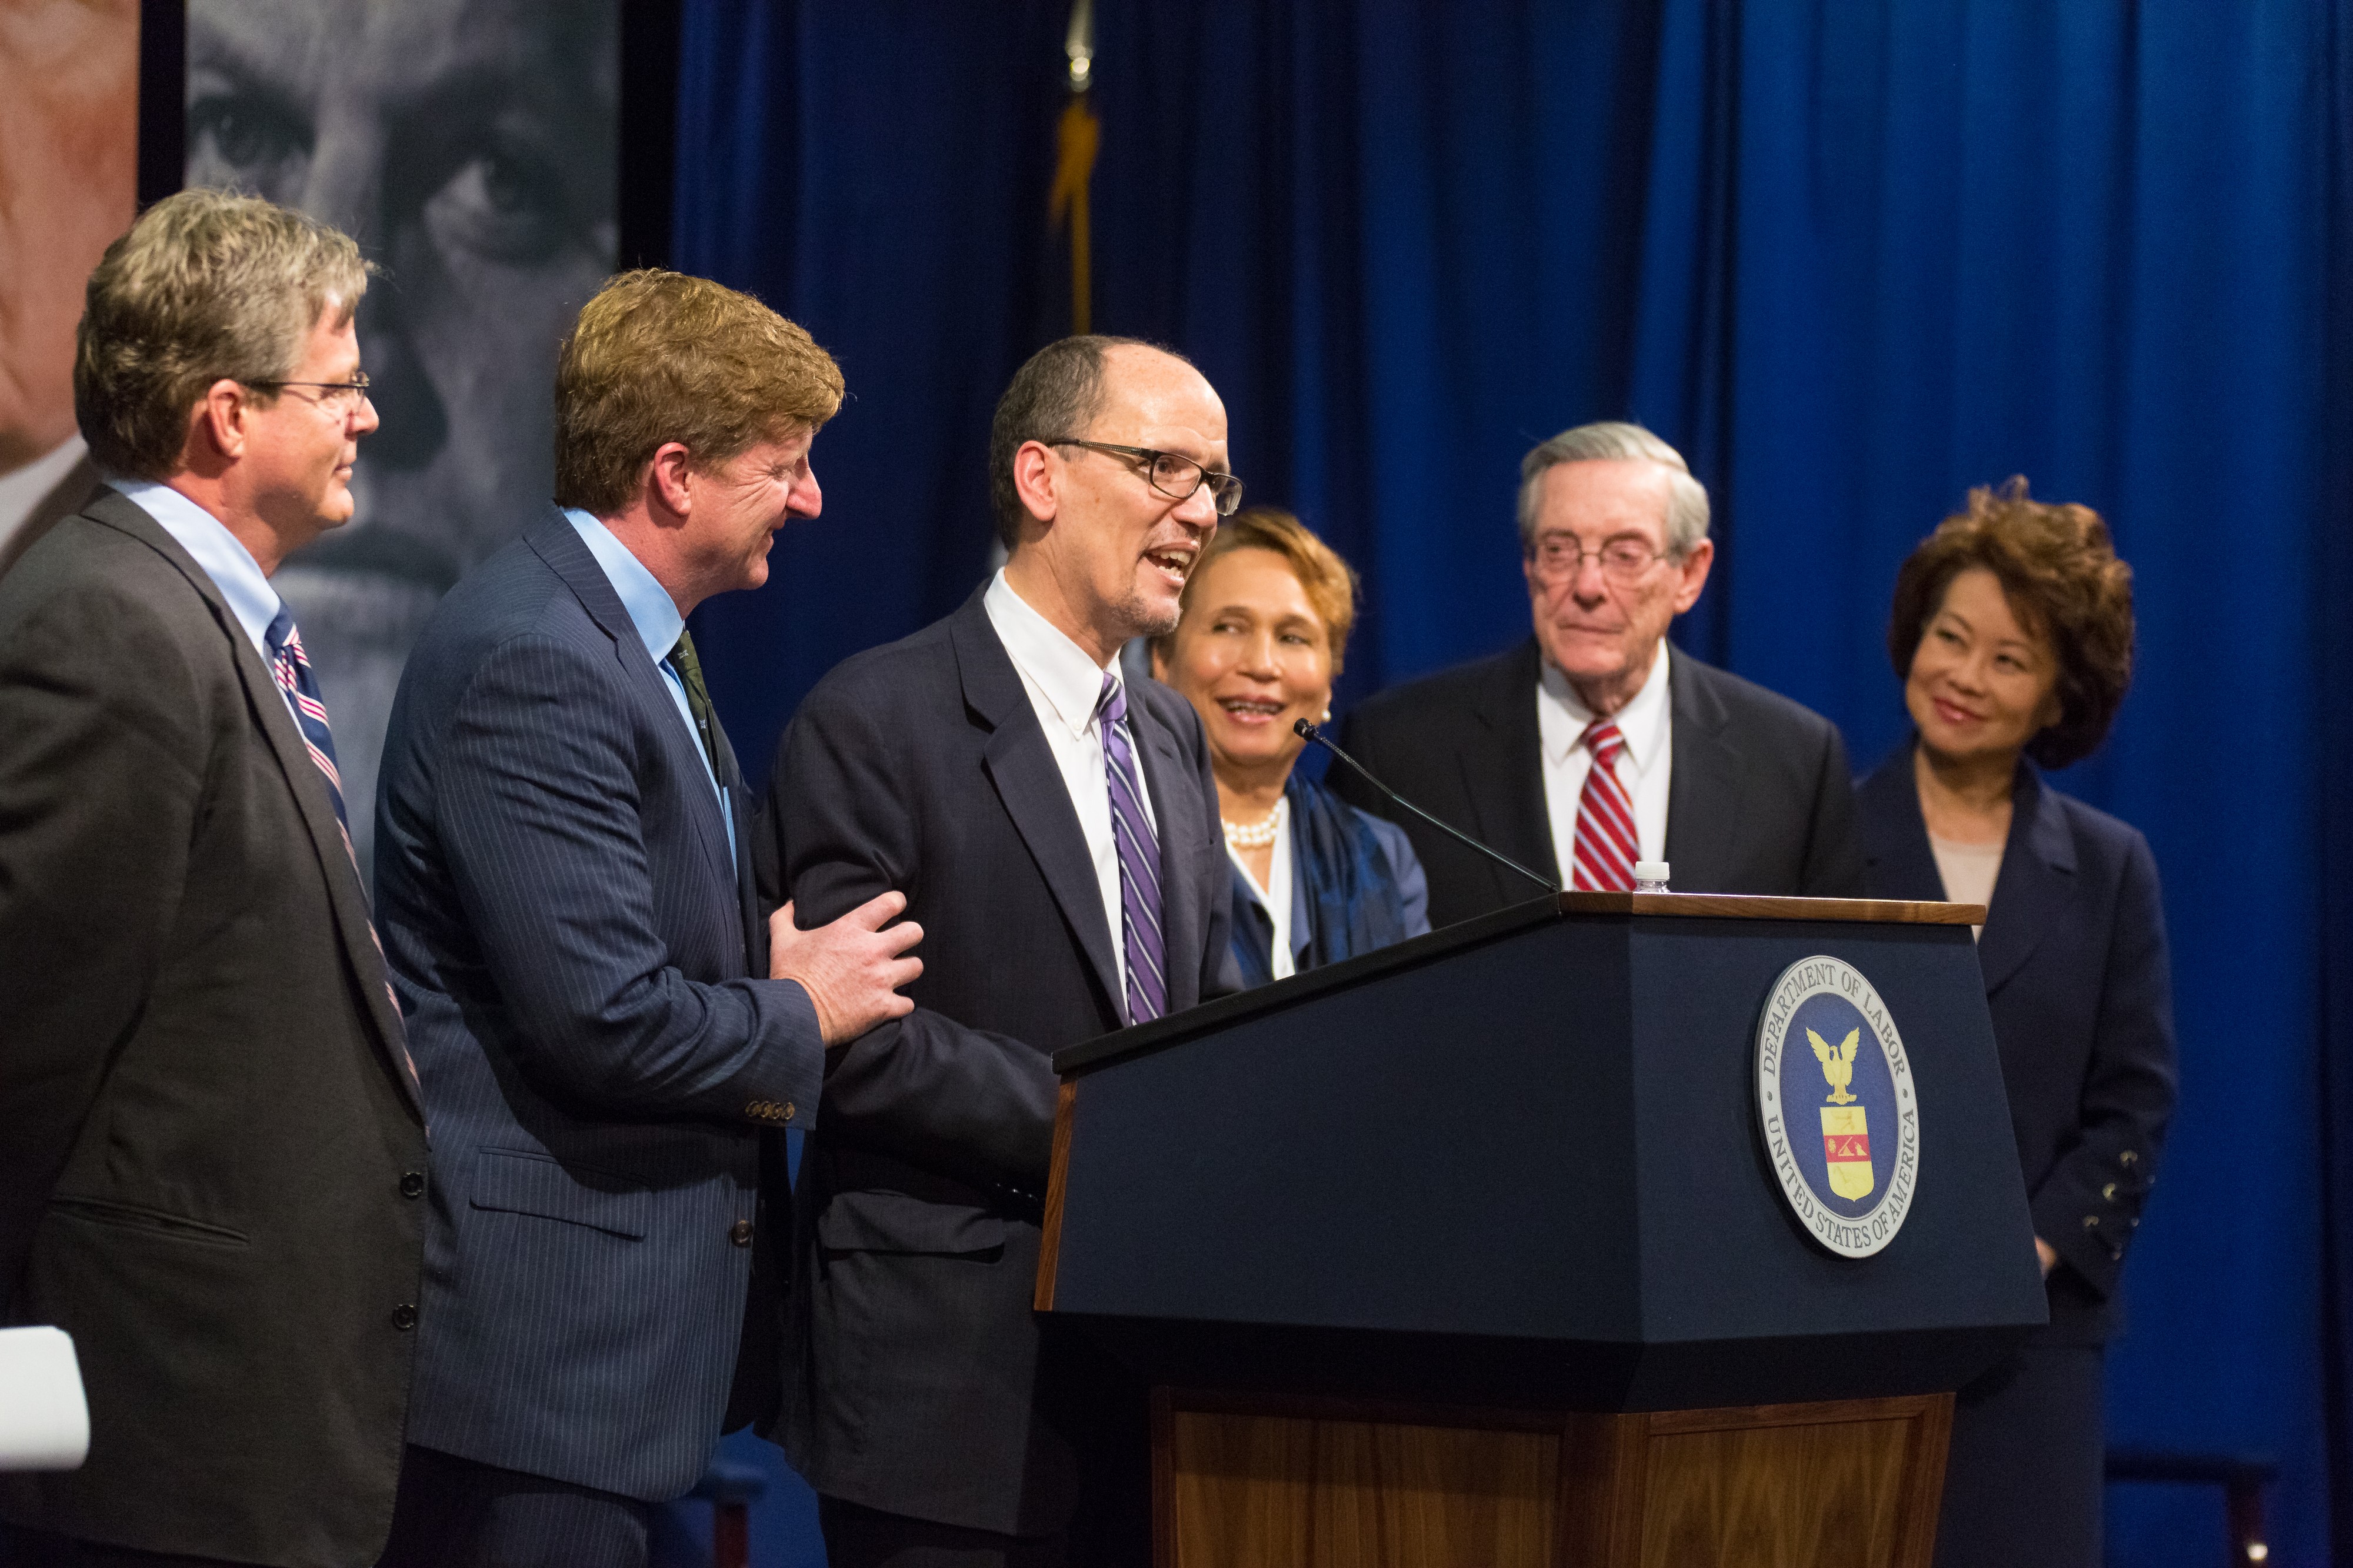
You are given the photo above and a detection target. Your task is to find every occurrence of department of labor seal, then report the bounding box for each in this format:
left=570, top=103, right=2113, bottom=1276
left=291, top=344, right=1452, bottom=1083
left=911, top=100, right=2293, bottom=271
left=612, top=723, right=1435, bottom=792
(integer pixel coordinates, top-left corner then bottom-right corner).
left=1754, top=955, right=1921, bottom=1258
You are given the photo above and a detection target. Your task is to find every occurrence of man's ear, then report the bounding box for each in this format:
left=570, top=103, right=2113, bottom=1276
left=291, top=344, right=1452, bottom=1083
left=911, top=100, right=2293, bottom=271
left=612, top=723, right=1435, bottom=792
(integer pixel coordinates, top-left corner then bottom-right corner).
left=1670, top=536, right=1715, bottom=615
left=193, top=379, right=249, bottom=462
left=646, top=442, right=695, bottom=520
left=1009, top=439, right=1061, bottom=536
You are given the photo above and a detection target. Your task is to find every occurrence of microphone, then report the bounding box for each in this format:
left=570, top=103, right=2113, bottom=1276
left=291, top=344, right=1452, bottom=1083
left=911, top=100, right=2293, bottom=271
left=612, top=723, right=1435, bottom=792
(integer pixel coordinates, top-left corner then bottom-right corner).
left=1294, top=719, right=1559, bottom=895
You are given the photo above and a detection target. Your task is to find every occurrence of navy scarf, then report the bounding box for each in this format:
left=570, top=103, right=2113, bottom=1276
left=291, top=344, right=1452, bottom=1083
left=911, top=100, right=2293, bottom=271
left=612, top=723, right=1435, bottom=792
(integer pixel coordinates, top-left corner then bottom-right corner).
left=1229, top=772, right=1411, bottom=987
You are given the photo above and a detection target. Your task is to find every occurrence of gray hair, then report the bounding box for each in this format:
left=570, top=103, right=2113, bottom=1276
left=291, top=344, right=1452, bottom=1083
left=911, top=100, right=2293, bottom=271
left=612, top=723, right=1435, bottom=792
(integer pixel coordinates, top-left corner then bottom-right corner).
left=1517, top=421, right=1711, bottom=558
left=75, top=187, right=371, bottom=481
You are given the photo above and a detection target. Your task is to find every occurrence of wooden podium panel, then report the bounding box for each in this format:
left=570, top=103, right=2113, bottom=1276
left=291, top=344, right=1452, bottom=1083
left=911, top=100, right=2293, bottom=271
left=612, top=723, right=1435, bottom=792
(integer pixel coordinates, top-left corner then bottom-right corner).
left=1153, top=1391, right=1952, bottom=1568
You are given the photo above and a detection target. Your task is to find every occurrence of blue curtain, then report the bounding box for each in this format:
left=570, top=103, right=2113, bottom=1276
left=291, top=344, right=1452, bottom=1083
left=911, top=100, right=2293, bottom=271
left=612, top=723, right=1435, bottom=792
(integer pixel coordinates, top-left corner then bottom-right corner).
left=674, top=4, right=2352, bottom=1562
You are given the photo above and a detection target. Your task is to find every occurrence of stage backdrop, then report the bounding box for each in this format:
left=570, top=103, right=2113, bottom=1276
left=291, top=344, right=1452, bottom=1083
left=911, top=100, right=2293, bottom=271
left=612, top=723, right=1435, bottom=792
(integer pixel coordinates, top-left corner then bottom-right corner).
left=180, top=0, right=622, bottom=876
left=676, top=3, right=2353, bottom=1564
left=0, top=0, right=135, bottom=573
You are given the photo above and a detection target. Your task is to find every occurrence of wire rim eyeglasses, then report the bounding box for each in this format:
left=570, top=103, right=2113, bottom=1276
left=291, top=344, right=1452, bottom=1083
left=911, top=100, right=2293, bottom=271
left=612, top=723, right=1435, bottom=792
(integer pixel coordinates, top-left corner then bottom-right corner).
left=243, top=372, right=373, bottom=414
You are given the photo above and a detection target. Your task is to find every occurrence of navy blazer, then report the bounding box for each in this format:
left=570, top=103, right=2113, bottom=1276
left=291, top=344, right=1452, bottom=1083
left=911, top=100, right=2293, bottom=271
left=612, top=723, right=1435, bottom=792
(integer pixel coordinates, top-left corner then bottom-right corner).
left=1857, top=742, right=2177, bottom=1339
left=1335, top=640, right=1864, bottom=925
left=756, top=584, right=1237, bottom=1538
left=374, top=508, right=824, bottom=1500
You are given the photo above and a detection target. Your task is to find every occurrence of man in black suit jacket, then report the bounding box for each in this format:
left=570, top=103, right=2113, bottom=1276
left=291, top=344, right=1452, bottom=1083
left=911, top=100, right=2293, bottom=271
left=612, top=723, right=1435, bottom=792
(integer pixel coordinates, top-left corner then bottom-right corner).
left=372, top=272, right=920, bottom=1568
left=0, top=190, right=428, bottom=1565
left=1337, top=422, right=1861, bottom=922
left=759, top=336, right=1241, bottom=1566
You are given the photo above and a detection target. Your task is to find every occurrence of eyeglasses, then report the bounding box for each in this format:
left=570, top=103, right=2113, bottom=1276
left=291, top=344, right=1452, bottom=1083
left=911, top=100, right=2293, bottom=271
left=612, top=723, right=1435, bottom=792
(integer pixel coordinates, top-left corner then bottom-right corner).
left=245, top=372, right=372, bottom=415
left=1527, top=535, right=1674, bottom=586
left=1046, top=438, right=1244, bottom=517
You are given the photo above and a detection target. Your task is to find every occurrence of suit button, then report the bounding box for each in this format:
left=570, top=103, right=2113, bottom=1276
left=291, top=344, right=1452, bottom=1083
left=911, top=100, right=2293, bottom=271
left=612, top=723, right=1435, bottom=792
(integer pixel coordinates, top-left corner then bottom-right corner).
left=391, top=1304, right=418, bottom=1330
left=2083, top=1215, right=2100, bottom=1230
left=400, top=1172, right=426, bottom=1199
left=729, top=1220, right=754, bottom=1247
left=2120, top=1150, right=2138, bottom=1167
left=782, top=1102, right=795, bottom=1123
left=2101, top=1182, right=2117, bottom=1202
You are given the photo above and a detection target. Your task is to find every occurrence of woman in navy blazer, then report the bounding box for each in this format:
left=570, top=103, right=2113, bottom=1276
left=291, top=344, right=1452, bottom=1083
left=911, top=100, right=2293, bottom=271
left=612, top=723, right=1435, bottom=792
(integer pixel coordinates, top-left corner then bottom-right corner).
left=1151, top=508, right=1429, bottom=985
left=1857, top=481, right=2177, bottom=1568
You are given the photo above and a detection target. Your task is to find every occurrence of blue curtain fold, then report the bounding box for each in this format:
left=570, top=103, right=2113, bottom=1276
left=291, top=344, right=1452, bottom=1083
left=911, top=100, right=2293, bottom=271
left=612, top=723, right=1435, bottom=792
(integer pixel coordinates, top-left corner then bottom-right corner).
left=675, top=4, right=2349, bottom=1562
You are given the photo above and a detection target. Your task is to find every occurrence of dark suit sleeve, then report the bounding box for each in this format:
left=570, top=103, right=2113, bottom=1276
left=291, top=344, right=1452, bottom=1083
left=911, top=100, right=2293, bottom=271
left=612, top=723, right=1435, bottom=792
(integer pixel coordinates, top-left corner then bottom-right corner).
left=0, top=574, right=205, bottom=1285
left=435, top=632, right=822, bottom=1125
left=1185, top=697, right=1244, bottom=1002
left=2031, top=832, right=2178, bottom=1295
left=1797, top=723, right=1867, bottom=898
left=761, top=687, right=1059, bottom=1191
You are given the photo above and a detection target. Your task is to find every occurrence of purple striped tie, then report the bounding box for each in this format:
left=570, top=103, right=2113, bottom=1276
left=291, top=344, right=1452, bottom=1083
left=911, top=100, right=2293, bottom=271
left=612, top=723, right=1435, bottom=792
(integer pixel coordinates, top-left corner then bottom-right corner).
left=265, top=606, right=419, bottom=1092
left=1098, top=673, right=1166, bottom=1024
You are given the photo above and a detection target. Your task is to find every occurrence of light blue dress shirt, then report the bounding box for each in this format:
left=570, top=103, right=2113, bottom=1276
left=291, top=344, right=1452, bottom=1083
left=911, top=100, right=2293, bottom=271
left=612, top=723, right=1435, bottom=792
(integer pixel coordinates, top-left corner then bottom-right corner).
left=564, top=508, right=735, bottom=869
left=106, top=477, right=302, bottom=728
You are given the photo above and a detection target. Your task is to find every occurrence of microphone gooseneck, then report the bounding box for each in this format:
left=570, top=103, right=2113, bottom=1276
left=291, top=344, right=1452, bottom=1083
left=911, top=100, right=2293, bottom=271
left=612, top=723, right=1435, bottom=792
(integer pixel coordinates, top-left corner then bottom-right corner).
left=1295, top=719, right=1560, bottom=895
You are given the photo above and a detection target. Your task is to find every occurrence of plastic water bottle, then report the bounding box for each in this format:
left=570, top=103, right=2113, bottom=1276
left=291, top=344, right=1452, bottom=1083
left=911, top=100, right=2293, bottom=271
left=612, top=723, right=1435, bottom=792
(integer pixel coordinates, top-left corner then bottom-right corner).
left=1633, top=860, right=1671, bottom=893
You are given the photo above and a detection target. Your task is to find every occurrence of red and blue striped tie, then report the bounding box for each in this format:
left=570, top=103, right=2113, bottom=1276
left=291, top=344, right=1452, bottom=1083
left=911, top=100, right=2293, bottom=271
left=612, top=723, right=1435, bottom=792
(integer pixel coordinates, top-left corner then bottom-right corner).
left=1571, top=719, right=1638, bottom=892
left=1097, top=673, right=1166, bottom=1025
left=265, top=606, right=419, bottom=1090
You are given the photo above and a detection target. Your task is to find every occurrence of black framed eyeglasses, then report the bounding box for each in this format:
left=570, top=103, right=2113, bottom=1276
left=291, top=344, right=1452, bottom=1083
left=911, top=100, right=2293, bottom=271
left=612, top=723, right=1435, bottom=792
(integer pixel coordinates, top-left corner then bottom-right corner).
left=1046, top=438, right=1244, bottom=516
left=245, top=372, right=372, bottom=413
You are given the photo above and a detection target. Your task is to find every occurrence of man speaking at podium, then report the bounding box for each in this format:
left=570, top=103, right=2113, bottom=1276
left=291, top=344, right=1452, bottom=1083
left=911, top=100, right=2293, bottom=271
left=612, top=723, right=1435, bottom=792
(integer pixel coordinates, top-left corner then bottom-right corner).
left=758, top=336, right=1241, bottom=1566
left=1337, top=422, right=1863, bottom=923
left=371, top=272, right=921, bottom=1567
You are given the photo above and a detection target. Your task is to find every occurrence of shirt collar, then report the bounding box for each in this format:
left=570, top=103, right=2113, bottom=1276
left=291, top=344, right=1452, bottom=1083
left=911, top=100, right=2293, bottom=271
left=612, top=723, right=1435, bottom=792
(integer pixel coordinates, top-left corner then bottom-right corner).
left=983, top=568, right=1119, bottom=738
left=105, top=476, right=281, bottom=658
left=565, top=507, right=684, bottom=667
left=1538, top=639, right=1672, bottom=772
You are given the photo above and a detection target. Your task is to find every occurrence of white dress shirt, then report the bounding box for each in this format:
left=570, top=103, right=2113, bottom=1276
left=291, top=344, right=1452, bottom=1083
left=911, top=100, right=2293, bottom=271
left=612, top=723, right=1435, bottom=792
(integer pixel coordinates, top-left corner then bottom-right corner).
left=565, top=508, right=734, bottom=869
left=1538, top=643, right=1674, bottom=880
left=107, top=477, right=302, bottom=731
left=983, top=569, right=1158, bottom=999
left=1225, top=795, right=1297, bottom=980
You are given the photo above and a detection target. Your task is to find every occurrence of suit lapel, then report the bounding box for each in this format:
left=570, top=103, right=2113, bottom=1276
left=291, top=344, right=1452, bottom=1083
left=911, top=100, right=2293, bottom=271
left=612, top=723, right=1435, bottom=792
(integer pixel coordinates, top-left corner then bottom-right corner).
left=717, top=725, right=764, bottom=982
left=1855, top=743, right=1946, bottom=902
left=1463, top=639, right=1561, bottom=902
left=1974, top=762, right=2074, bottom=996
left=1662, top=646, right=1745, bottom=891
left=526, top=510, right=735, bottom=899
left=951, top=593, right=1125, bottom=1015
left=1131, top=687, right=1211, bottom=1012
left=83, top=491, right=424, bottom=1123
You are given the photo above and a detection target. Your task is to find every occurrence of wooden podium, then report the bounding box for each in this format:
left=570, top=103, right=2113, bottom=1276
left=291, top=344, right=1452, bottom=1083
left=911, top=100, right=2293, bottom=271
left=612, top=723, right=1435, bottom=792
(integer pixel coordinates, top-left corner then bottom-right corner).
left=1036, top=893, right=2047, bottom=1568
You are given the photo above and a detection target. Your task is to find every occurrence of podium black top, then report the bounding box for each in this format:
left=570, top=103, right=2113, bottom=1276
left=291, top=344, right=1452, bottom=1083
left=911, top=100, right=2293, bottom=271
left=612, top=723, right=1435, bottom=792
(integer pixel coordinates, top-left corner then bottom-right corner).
left=1054, top=891, right=1985, bottom=1075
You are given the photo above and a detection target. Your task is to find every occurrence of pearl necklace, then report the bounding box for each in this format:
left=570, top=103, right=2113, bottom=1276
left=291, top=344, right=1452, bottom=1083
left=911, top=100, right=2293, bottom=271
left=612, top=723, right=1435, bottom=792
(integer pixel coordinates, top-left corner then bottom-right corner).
left=1222, top=805, right=1283, bottom=849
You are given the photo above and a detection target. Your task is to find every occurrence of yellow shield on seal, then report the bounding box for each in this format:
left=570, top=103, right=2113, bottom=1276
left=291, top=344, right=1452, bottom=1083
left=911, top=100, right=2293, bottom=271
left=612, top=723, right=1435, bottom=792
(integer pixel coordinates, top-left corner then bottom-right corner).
left=1819, top=1106, right=1874, bottom=1200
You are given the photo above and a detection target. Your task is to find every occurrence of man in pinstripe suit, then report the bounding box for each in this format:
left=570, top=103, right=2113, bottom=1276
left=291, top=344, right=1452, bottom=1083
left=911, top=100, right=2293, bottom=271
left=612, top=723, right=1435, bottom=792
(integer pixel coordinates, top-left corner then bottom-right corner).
left=371, top=271, right=922, bottom=1568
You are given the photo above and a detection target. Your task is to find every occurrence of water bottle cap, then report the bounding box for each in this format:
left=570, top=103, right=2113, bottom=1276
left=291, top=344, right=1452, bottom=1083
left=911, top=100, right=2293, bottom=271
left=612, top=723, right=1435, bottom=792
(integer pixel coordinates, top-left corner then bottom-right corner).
left=1633, top=860, right=1671, bottom=884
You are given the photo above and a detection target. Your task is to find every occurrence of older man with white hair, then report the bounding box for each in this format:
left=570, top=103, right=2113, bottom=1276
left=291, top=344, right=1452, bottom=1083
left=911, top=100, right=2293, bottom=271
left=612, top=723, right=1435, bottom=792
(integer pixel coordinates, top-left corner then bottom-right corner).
left=1336, top=421, right=1864, bottom=925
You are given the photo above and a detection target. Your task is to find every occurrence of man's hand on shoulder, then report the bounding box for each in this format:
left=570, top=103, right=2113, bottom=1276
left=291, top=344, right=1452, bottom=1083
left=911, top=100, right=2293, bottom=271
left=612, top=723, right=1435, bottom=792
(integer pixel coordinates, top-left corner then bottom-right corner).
left=771, top=891, right=924, bottom=1046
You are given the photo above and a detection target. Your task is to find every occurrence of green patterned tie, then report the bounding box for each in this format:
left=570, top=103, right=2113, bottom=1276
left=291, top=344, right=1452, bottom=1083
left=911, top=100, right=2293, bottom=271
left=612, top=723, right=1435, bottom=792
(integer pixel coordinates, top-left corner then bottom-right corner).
left=667, top=629, right=722, bottom=778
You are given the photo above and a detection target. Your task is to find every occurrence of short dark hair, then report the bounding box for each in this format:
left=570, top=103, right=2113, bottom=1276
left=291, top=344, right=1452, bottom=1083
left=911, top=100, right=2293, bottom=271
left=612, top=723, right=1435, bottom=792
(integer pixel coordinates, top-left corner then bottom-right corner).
left=1887, top=478, right=2136, bottom=769
left=987, top=334, right=1181, bottom=549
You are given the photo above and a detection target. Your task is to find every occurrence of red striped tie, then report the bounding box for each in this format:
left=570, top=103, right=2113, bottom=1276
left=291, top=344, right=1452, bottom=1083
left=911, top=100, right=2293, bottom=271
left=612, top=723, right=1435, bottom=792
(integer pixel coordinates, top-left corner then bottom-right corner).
left=1571, top=719, right=1638, bottom=892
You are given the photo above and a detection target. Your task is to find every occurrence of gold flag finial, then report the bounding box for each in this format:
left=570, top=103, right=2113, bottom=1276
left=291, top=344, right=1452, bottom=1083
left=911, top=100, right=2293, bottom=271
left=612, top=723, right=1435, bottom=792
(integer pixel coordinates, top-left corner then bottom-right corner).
left=1051, top=0, right=1099, bottom=334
